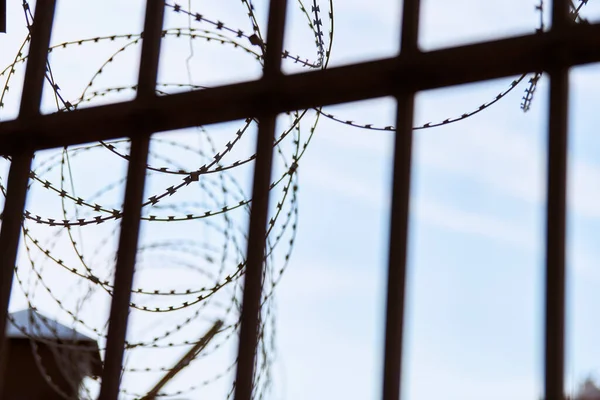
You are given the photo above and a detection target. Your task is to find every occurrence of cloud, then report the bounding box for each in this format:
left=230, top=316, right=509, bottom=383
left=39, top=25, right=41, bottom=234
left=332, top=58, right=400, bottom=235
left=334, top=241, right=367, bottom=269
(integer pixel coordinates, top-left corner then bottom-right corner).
left=300, top=153, right=538, bottom=254
left=413, top=197, right=535, bottom=249
left=316, top=104, right=600, bottom=220
left=419, top=124, right=600, bottom=219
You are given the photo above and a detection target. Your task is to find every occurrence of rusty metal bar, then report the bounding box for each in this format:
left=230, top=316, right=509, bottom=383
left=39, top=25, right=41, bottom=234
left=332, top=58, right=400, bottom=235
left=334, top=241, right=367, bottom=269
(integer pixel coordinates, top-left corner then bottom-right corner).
left=233, top=1, right=288, bottom=399
left=381, top=1, right=420, bottom=399
left=0, top=0, right=55, bottom=394
left=382, top=97, right=415, bottom=400
left=141, top=321, right=224, bottom=400
left=98, top=1, right=165, bottom=399
left=0, top=0, right=6, bottom=33
left=0, top=21, right=599, bottom=153
left=544, top=67, right=568, bottom=400
left=399, top=0, right=421, bottom=53
left=543, top=2, right=570, bottom=400
left=553, top=0, right=571, bottom=30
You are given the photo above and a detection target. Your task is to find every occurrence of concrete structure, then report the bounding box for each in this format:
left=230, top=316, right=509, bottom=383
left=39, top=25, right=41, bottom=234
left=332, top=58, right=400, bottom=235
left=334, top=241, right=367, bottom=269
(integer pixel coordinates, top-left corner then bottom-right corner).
left=574, top=378, right=600, bottom=400
left=1, top=308, right=101, bottom=400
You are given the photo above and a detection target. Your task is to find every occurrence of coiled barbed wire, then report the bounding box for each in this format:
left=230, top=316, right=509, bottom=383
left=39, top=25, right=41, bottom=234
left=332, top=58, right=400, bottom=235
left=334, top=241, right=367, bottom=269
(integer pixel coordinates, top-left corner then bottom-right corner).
left=0, top=1, right=589, bottom=399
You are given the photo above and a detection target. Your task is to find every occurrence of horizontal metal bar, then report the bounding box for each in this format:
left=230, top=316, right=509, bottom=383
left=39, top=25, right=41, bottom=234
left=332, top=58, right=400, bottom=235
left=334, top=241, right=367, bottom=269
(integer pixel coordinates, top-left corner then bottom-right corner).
left=0, top=21, right=599, bottom=151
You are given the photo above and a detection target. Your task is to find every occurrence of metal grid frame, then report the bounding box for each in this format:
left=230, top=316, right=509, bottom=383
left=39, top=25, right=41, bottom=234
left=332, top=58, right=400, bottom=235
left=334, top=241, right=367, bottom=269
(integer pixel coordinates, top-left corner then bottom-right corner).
left=0, top=0, right=586, bottom=398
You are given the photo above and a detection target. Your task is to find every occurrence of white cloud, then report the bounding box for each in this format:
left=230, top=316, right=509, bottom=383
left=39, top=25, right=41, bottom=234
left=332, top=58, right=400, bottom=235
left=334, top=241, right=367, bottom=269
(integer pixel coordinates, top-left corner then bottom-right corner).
left=300, top=150, right=538, bottom=252
left=418, top=125, right=600, bottom=219
left=415, top=124, right=544, bottom=203
left=277, top=260, right=379, bottom=300
left=413, top=197, right=535, bottom=249
left=316, top=108, right=600, bottom=220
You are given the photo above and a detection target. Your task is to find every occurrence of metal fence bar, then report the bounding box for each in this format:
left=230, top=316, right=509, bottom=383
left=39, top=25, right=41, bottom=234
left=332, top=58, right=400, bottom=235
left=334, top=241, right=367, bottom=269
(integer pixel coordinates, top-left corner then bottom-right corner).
left=382, top=1, right=420, bottom=399
left=544, top=67, right=568, bottom=400
left=553, top=0, right=571, bottom=30
left=399, top=0, right=420, bottom=53
left=0, top=1, right=587, bottom=398
left=98, top=1, right=165, bottom=399
left=0, top=0, right=6, bottom=33
left=0, top=0, right=55, bottom=394
left=1, top=19, right=599, bottom=152
left=233, top=0, right=288, bottom=399
left=141, top=320, right=224, bottom=400
left=543, top=2, right=570, bottom=400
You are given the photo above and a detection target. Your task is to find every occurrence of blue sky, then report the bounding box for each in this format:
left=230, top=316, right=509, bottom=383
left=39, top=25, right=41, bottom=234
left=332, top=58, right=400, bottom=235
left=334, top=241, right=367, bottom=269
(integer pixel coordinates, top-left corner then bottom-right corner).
left=2, top=1, right=600, bottom=399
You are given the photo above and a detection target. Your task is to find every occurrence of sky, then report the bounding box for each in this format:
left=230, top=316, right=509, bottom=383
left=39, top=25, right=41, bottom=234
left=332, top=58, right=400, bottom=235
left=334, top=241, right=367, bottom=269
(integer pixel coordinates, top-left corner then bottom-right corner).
left=2, top=1, right=600, bottom=400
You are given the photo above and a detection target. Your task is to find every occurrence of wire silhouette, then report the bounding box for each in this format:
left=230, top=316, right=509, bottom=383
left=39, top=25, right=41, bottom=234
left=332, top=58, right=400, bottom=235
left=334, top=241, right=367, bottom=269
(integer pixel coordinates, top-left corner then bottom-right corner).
left=0, top=1, right=589, bottom=398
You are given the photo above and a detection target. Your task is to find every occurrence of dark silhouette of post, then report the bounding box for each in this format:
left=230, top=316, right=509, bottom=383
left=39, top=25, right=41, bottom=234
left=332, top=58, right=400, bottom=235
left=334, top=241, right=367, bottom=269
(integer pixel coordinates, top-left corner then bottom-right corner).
left=141, top=320, right=223, bottom=400
left=2, top=309, right=102, bottom=400
left=0, top=0, right=6, bottom=33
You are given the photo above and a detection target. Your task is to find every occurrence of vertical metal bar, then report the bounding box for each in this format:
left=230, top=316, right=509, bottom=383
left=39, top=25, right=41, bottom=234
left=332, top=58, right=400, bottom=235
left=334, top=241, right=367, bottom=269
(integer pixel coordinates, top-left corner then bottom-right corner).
left=0, top=0, right=6, bottom=33
left=0, top=0, right=55, bottom=394
left=399, top=0, right=420, bottom=54
left=552, top=0, right=571, bottom=30
left=544, top=2, right=570, bottom=400
left=382, top=1, right=420, bottom=400
left=544, top=70, right=568, bottom=400
left=98, top=1, right=165, bottom=399
left=234, top=1, right=288, bottom=399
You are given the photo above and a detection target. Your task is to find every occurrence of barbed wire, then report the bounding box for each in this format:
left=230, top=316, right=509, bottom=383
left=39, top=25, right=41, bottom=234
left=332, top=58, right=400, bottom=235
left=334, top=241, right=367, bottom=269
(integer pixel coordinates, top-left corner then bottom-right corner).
left=0, top=1, right=326, bottom=398
left=0, top=1, right=589, bottom=399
